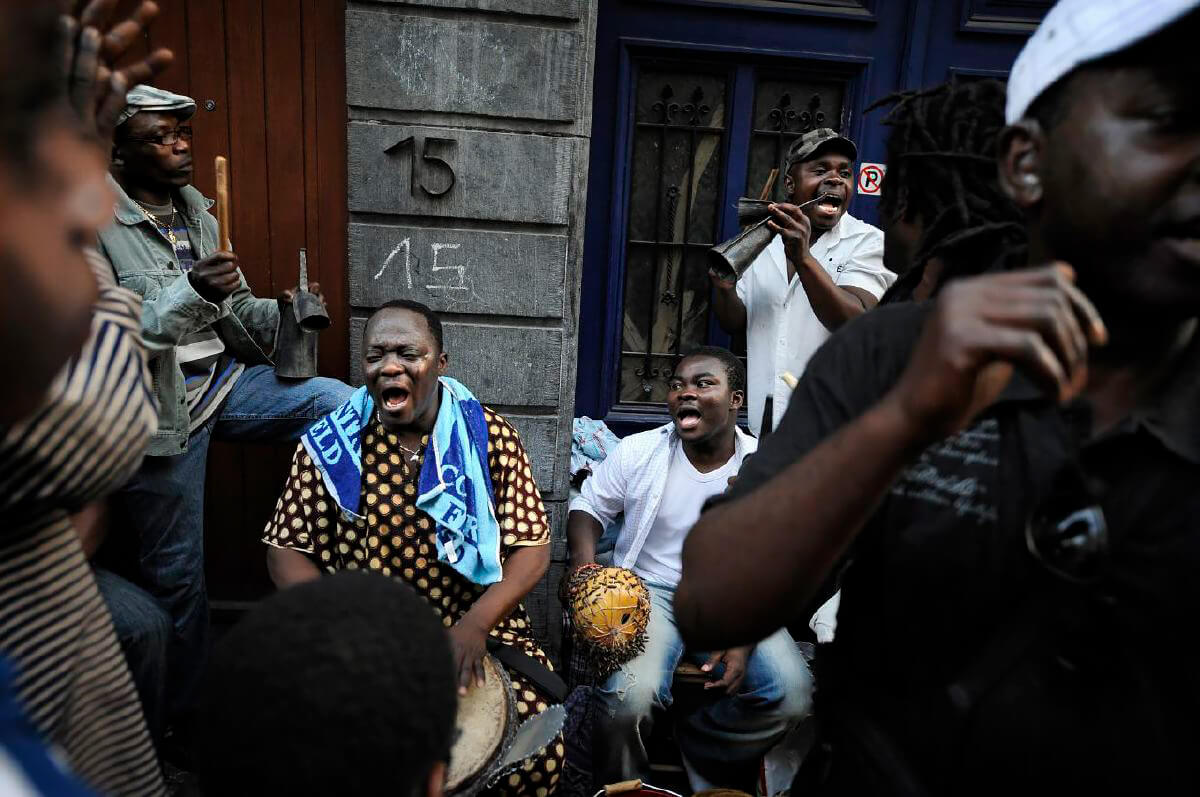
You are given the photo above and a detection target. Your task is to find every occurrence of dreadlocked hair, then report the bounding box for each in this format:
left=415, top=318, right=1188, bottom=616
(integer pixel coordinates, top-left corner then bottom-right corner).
left=868, top=78, right=1027, bottom=302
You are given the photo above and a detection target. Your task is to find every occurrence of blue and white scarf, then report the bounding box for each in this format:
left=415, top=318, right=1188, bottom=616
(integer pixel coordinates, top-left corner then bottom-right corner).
left=300, top=377, right=503, bottom=585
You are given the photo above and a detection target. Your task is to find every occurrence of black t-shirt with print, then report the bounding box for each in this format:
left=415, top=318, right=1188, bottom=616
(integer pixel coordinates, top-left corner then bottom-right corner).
left=722, top=302, right=1200, bottom=795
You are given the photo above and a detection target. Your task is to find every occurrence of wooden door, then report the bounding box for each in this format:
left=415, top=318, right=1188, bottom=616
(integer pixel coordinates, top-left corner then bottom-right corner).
left=118, top=0, right=350, bottom=605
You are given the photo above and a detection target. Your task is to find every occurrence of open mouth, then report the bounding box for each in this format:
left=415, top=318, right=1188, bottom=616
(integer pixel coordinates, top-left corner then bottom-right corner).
left=380, top=385, right=411, bottom=413
left=675, top=407, right=702, bottom=431
left=816, top=193, right=844, bottom=216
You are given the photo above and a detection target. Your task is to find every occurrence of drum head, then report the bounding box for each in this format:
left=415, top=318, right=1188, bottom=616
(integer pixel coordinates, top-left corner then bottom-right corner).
left=446, top=655, right=516, bottom=795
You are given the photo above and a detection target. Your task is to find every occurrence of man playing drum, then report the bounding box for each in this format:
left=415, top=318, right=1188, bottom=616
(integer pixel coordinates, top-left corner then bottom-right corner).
left=567, top=347, right=812, bottom=790
left=263, top=299, right=565, bottom=796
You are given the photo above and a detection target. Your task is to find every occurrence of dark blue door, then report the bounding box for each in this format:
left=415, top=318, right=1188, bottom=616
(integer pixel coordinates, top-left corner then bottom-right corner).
left=576, top=0, right=1047, bottom=433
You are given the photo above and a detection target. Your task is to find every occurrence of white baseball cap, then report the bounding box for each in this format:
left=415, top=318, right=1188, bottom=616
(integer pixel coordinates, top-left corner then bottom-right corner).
left=1006, top=0, right=1199, bottom=124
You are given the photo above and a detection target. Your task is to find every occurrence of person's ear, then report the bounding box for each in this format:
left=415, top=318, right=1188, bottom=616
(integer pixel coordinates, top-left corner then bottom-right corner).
left=425, top=761, right=447, bottom=797
left=730, top=388, right=744, bottom=412
left=998, top=120, right=1045, bottom=209
left=783, top=173, right=795, bottom=197
left=437, top=351, right=449, bottom=375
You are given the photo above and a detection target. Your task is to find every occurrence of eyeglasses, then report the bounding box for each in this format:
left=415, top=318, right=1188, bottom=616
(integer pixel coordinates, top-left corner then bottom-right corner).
left=124, top=126, right=193, bottom=147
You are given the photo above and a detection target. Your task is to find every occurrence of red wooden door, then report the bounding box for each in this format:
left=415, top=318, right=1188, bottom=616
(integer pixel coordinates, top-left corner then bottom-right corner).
left=119, top=0, right=349, bottom=604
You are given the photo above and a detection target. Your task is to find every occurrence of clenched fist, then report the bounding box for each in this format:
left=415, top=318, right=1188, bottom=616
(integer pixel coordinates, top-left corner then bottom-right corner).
left=188, top=252, right=241, bottom=304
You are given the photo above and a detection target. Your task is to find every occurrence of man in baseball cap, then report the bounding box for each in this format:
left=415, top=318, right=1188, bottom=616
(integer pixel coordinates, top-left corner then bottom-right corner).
left=710, top=127, right=893, bottom=436
left=100, top=85, right=354, bottom=749
left=677, top=2, right=1200, bottom=794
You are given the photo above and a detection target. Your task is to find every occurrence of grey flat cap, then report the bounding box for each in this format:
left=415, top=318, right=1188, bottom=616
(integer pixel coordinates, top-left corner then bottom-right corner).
left=117, top=84, right=196, bottom=128
left=785, top=128, right=858, bottom=170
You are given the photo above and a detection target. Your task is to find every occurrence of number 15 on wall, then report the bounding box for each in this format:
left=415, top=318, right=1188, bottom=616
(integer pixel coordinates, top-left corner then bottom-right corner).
left=385, top=134, right=458, bottom=198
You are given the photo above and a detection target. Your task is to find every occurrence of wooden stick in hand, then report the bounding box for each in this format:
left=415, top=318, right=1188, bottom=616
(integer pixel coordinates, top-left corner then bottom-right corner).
left=215, top=155, right=232, bottom=252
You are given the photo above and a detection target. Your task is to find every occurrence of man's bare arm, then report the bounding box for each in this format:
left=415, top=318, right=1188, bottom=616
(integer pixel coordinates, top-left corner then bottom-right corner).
left=709, top=272, right=748, bottom=334
left=795, top=257, right=877, bottom=331
left=266, top=545, right=321, bottom=589
left=567, top=509, right=604, bottom=569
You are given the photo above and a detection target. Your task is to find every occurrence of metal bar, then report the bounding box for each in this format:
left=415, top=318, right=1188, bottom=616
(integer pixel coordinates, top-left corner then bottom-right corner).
left=677, top=107, right=699, bottom=361
left=637, top=122, right=725, bottom=134
left=643, top=83, right=671, bottom=396
left=628, top=240, right=711, bottom=248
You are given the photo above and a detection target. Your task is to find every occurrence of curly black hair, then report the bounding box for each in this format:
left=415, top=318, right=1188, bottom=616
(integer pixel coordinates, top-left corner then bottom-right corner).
left=870, top=78, right=1027, bottom=302
left=196, top=571, right=457, bottom=796
left=679, top=345, right=746, bottom=395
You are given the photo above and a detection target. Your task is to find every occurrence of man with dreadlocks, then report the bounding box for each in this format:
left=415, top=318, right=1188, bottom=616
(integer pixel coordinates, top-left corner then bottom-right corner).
left=872, top=78, right=1026, bottom=303
left=710, top=129, right=892, bottom=436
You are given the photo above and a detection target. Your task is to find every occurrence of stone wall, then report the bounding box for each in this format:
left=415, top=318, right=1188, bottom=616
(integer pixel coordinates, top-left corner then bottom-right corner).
left=345, top=0, right=597, bottom=658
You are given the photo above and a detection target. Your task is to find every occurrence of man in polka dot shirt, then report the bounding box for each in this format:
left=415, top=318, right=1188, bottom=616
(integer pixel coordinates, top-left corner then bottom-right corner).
left=263, top=300, right=565, bottom=796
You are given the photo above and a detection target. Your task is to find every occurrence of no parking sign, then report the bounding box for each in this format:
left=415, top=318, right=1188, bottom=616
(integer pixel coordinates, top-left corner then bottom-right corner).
left=857, top=162, right=886, bottom=196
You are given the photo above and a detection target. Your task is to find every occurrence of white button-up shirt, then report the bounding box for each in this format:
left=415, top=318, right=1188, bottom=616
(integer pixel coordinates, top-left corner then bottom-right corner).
left=569, top=422, right=758, bottom=574
left=737, top=212, right=892, bottom=436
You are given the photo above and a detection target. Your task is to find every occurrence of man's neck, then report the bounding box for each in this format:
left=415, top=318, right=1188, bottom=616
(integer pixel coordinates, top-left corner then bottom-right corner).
left=681, top=426, right=737, bottom=473
left=115, top=172, right=173, bottom=207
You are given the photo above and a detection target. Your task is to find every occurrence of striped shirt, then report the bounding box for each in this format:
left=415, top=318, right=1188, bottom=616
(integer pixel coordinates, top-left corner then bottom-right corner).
left=139, top=201, right=243, bottom=430
left=0, top=250, right=164, bottom=795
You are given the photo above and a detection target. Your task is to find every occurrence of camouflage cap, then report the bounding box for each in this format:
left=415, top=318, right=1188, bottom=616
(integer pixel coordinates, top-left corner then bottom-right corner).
left=116, top=84, right=196, bottom=128
left=784, top=128, right=858, bottom=170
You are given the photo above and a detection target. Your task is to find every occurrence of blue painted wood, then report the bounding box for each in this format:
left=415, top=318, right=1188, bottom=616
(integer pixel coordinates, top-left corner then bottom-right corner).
left=575, top=0, right=1045, bottom=428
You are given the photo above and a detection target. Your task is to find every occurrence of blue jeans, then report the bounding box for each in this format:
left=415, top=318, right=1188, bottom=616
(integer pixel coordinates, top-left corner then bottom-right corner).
left=112, top=366, right=353, bottom=718
left=93, top=567, right=171, bottom=744
left=593, top=583, right=813, bottom=786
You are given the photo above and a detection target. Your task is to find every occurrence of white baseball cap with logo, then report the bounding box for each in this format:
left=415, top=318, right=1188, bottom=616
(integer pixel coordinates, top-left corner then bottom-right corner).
left=1006, top=0, right=1200, bottom=124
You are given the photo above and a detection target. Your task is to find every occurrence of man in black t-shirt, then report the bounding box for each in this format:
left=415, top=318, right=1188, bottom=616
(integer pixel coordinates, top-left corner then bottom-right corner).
left=675, top=2, right=1200, bottom=795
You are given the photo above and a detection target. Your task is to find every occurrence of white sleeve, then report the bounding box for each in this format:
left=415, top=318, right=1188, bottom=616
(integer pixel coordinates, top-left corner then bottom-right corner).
left=568, top=439, right=629, bottom=530
left=837, top=231, right=895, bottom=298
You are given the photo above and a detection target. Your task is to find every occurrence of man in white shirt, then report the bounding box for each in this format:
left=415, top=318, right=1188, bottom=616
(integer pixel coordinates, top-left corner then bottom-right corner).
left=711, top=128, right=894, bottom=435
left=567, top=347, right=811, bottom=789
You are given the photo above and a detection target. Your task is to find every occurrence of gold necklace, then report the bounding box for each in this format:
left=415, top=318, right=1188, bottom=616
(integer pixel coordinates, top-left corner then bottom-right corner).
left=137, top=202, right=179, bottom=249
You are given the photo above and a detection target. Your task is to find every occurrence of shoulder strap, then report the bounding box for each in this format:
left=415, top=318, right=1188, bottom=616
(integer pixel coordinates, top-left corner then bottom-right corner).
left=486, top=639, right=568, bottom=703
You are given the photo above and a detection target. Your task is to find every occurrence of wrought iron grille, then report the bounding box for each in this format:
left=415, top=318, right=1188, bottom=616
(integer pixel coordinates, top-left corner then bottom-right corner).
left=746, top=77, right=847, bottom=200
left=619, top=66, right=728, bottom=404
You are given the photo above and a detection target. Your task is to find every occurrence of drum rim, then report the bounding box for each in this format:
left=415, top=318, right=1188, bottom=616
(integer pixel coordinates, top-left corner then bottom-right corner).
left=446, top=655, right=519, bottom=797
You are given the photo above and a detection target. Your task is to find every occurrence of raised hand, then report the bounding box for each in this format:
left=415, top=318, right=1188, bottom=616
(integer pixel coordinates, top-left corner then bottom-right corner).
left=188, top=252, right=241, bottom=304
left=766, top=202, right=814, bottom=267
left=61, top=1, right=174, bottom=147
left=884, top=264, right=1108, bottom=443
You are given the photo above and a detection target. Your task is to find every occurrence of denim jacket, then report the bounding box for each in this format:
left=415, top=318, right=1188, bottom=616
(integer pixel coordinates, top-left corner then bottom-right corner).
left=98, top=176, right=279, bottom=456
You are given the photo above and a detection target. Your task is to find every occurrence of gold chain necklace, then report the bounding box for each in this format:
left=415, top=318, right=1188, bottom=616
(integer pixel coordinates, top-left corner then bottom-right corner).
left=136, top=201, right=180, bottom=249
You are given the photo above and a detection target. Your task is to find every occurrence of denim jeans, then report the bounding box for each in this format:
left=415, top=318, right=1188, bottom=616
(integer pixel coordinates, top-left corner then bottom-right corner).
left=111, top=366, right=353, bottom=718
left=592, top=582, right=813, bottom=787
left=93, top=567, right=171, bottom=744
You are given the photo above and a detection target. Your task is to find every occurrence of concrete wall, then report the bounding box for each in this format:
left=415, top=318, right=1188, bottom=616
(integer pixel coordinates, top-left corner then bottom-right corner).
left=346, top=0, right=597, bottom=657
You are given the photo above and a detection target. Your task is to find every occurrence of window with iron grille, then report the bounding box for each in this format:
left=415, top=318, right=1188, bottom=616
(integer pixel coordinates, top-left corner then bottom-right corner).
left=615, top=57, right=850, bottom=412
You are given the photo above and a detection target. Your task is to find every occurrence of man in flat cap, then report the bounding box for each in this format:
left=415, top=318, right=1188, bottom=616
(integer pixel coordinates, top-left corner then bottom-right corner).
left=710, top=128, right=892, bottom=436
left=99, top=85, right=353, bottom=735
left=679, top=0, right=1200, bottom=794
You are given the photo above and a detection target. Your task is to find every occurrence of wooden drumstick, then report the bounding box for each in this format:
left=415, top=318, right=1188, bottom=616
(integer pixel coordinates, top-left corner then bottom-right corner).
left=604, top=780, right=643, bottom=796
left=781, top=371, right=798, bottom=390
left=214, top=156, right=232, bottom=252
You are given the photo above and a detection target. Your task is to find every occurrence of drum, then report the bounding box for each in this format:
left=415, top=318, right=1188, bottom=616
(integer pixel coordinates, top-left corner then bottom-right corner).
left=447, top=655, right=517, bottom=796
left=446, top=655, right=567, bottom=796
